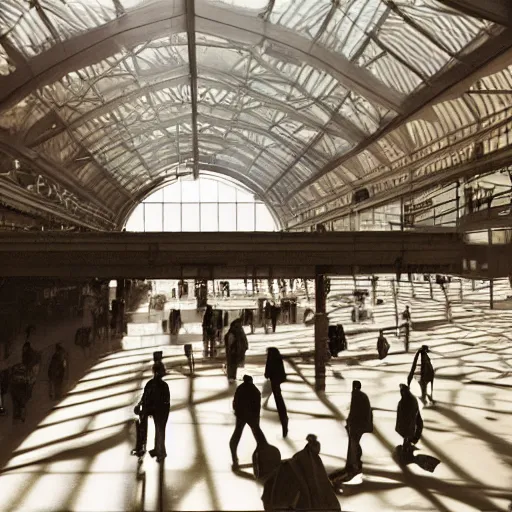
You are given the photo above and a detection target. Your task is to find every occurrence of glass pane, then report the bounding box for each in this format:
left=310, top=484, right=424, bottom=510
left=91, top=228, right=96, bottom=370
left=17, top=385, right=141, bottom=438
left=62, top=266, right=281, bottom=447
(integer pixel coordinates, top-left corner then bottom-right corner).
left=163, top=182, right=181, bottom=202
left=256, top=203, right=276, bottom=231
left=236, top=189, right=254, bottom=203
left=237, top=203, right=255, bottom=231
left=201, top=203, right=218, bottom=231
left=145, top=188, right=163, bottom=203
left=144, top=204, right=163, bottom=231
left=219, top=203, right=236, bottom=231
left=182, top=203, right=200, bottom=231
left=163, top=204, right=181, bottom=231
left=125, top=203, right=144, bottom=231
left=200, top=178, right=218, bottom=202
left=181, top=180, right=200, bottom=202
left=218, top=181, right=237, bottom=202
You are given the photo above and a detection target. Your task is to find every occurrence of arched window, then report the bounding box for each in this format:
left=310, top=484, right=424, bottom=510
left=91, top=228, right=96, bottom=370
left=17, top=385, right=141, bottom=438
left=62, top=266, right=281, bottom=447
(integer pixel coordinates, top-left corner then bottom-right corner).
left=125, top=176, right=277, bottom=232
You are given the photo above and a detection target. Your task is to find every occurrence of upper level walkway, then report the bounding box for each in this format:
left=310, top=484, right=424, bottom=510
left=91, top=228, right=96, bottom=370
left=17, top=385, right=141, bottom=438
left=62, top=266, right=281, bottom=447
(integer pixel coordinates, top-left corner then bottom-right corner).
left=0, top=231, right=462, bottom=279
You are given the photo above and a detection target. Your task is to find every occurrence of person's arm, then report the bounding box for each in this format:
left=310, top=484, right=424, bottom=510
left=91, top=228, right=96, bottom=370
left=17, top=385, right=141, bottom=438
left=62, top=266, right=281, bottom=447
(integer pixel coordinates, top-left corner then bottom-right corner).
left=407, top=351, right=420, bottom=387
left=163, top=382, right=170, bottom=406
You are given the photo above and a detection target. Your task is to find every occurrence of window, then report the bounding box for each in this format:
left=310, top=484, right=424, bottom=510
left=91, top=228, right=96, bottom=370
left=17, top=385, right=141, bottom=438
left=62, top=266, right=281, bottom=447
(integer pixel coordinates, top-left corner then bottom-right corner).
left=125, top=176, right=277, bottom=232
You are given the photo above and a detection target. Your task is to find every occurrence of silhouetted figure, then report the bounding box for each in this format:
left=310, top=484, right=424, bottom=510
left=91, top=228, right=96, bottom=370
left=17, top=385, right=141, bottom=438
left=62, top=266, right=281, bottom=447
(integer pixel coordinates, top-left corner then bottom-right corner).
left=396, top=384, right=423, bottom=455
left=202, top=305, right=216, bottom=358
left=48, top=343, right=67, bottom=400
left=408, top=345, right=435, bottom=405
left=169, top=309, right=182, bottom=336
left=225, top=318, right=248, bottom=382
left=263, top=300, right=272, bottom=333
left=377, top=330, right=390, bottom=359
left=328, top=324, right=347, bottom=357
left=264, top=347, right=288, bottom=437
left=9, top=363, right=31, bottom=422
left=132, top=362, right=170, bottom=462
left=344, top=380, right=373, bottom=478
left=263, top=434, right=341, bottom=511
left=0, top=368, right=9, bottom=415
left=270, top=304, right=280, bottom=333
left=230, top=375, right=265, bottom=469
left=401, top=305, right=412, bottom=352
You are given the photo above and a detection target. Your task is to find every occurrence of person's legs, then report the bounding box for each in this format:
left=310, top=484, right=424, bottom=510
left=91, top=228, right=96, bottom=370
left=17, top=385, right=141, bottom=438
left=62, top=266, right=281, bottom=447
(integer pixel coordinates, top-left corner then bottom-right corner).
left=248, top=419, right=266, bottom=445
left=271, top=380, right=288, bottom=437
left=154, top=411, right=169, bottom=459
left=420, top=380, right=427, bottom=403
left=271, top=317, right=277, bottom=333
left=229, top=417, right=246, bottom=466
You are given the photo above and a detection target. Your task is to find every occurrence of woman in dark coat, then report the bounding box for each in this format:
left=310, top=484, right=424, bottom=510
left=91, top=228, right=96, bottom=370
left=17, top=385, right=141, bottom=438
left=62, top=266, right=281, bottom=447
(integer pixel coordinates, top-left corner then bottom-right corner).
left=396, top=384, right=423, bottom=457
left=261, top=434, right=341, bottom=512
left=264, top=347, right=288, bottom=437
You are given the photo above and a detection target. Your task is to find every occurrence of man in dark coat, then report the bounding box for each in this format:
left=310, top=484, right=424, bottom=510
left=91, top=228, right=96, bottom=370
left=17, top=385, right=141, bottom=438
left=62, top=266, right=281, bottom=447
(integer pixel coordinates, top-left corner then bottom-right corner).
left=230, top=374, right=265, bottom=469
left=48, top=343, right=67, bottom=400
left=264, top=347, right=288, bottom=437
left=408, top=345, right=435, bottom=404
left=344, top=380, right=373, bottom=477
left=132, top=362, right=170, bottom=462
left=396, top=384, right=423, bottom=458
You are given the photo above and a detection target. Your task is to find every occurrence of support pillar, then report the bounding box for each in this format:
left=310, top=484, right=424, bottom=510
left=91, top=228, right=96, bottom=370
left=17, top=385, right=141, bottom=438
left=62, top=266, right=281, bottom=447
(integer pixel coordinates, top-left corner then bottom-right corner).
left=314, top=269, right=328, bottom=392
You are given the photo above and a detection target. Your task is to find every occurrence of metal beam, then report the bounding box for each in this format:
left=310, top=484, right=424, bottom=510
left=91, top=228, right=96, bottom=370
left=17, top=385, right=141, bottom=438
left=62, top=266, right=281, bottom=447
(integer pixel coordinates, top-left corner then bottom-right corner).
left=186, top=0, right=199, bottom=180
left=283, top=29, right=512, bottom=202
left=0, top=0, right=404, bottom=115
left=0, top=231, right=463, bottom=279
left=436, top=0, right=512, bottom=28
left=290, top=144, right=512, bottom=230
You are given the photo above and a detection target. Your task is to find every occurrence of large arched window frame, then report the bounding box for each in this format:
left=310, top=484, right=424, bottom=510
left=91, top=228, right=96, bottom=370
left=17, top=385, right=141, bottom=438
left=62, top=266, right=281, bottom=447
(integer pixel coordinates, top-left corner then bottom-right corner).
left=125, top=176, right=277, bottom=232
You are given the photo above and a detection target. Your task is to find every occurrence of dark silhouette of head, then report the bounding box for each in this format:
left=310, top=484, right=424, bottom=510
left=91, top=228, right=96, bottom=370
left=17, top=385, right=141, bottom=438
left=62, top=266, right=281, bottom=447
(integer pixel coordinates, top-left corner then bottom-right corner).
left=306, top=434, right=321, bottom=454
left=399, top=383, right=409, bottom=397
left=352, top=380, right=362, bottom=391
left=152, top=362, right=166, bottom=378
left=421, top=345, right=429, bottom=353
left=267, top=346, right=281, bottom=360
left=243, top=374, right=253, bottom=384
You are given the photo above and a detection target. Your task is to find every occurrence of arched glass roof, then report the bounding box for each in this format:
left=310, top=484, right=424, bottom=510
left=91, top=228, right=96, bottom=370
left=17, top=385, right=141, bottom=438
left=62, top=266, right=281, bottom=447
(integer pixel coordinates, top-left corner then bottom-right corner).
left=0, top=0, right=511, bottom=230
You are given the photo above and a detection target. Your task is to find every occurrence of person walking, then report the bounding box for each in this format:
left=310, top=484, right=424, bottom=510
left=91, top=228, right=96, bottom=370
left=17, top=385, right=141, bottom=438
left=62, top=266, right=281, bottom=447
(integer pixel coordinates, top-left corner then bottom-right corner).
left=344, top=380, right=373, bottom=479
left=224, top=319, right=248, bottom=382
left=270, top=303, right=281, bottom=333
left=202, top=305, right=216, bottom=358
left=48, top=343, right=67, bottom=400
left=9, top=363, right=31, bottom=422
left=377, top=330, right=390, bottom=359
left=408, top=345, right=435, bottom=405
left=131, top=362, right=170, bottom=462
left=396, top=383, right=423, bottom=461
left=264, top=347, right=288, bottom=437
left=230, top=375, right=265, bottom=470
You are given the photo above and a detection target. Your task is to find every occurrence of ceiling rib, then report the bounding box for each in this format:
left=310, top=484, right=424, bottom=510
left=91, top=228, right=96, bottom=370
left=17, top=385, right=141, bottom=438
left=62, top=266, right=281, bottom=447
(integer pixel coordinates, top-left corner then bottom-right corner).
left=436, top=0, right=512, bottom=28
left=186, top=0, right=199, bottom=180
left=283, top=29, right=512, bottom=202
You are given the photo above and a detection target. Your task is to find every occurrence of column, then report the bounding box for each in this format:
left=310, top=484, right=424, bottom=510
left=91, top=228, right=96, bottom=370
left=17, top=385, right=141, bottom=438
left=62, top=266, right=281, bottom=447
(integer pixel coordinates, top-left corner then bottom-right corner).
left=314, top=269, right=328, bottom=392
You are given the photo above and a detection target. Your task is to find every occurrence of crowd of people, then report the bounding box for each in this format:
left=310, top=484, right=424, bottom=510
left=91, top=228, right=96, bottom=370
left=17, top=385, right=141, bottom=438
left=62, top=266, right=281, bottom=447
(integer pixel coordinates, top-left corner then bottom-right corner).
left=0, top=326, right=69, bottom=423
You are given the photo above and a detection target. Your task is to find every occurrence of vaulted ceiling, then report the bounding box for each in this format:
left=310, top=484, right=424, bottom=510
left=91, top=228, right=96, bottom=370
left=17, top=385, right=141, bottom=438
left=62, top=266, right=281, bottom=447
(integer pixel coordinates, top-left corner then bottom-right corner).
left=0, top=0, right=511, bottom=230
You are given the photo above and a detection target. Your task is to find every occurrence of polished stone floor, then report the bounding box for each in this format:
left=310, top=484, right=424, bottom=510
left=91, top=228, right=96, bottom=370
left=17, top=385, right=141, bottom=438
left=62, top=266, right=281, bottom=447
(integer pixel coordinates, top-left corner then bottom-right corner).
left=0, top=282, right=511, bottom=512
